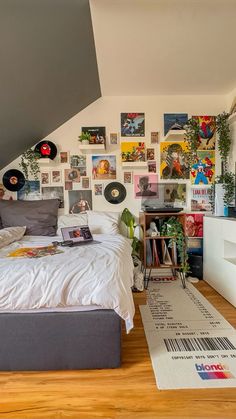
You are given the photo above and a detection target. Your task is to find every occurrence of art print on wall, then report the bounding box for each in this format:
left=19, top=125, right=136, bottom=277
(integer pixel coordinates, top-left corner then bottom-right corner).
left=81, top=177, right=90, bottom=189
left=164, top=113, right=188, bottom=136
left=17, top=181, right=41, bottom=201
left=64, top=168, right=80, bottom=183
left=147, top=148, right=155, bottom=161
left=81, top=127, right=106, bottom=145
left=191, top=151, right=215, bottom=185
left=185, top=213, right=204, bottom=238
left=121, top=113, right=145, bottom=137
left=92, top=155, right=116, bottom=180
left=123, top=172, right=133, bottom=184
left=147, top=161, right=157, bottom=173
left=94, top=184, right=103, bottom=196
left=109, top=133, right=118, bottom=145
left=193, top=115, right=216, bottom=150
left=163, top=183, right=187, bottom=206
left=121, top=142, right=146, bottom=162
left=191, top=187, right=212, bottom=212
left=41, top=186, right=64, bottom=208
left=68, top=190, right=92, bottom=213
left=0, top=184, right=16, bottom=200
left=51, top=170, right=62, bottom=184
left=160, top=141, right=190, bottom=179
left=70, top=155, right=87, bottom=176
left=134, top=174, right=158, bottom=199
left=60, top=152, right=68, bottom=164
left=41, top=171, right=50, bottom=185
left=65, top=181, right=72, bottom=191
left=151, top=132, right=159, bottom=144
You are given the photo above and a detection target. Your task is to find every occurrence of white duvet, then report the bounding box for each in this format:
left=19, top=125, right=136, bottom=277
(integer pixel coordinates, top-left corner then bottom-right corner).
left=0, top=234, right=135, bottom=332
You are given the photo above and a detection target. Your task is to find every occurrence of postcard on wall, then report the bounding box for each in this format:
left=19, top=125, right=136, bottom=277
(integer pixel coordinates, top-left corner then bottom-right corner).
left=64, top=168, right=80, bottom=183
left=148, top=161, right=157, bottom=173
left=41, top=171, right=51, bottom=185
left=163, top=183, right=187, bottom=206
left=70, top=155, right=87, bottom=176
left=17, top=181, right=41, bottom=201
left=151, top=131, right=159, bottom=144
left=147, top=148, right=155, bottom=160
left=41, top=186, right=64, bottom=208
left=121, top=142, right=146, bottom=162
left=164, top=113, right=188, bottom=136
left=65, top=181, right=72, bottom=191
left=81, top=177, right=90, bottom=189
left=81, top=127, right=106, bottom=145
left=191, top=187, right=212, bottom=212
left=193, top=115, right=216, bottom=150
left=134, top=174, right=158, bottom=199
left=92, top=155, right=116, bottom=180
left=185, top=213, right=204, bottom=238
left=94, top=184, right=103, bottom=196
left=191, top=150, right=215, bottom=185
left=123, top=171, right=133, bottom=184
left=68, top=190, right=92, bottom=213
left=121, top=113, right=145, bottom=137
left=51, top=170, right=62, bottom=184
left=60, top=151, right=68, bottom=164
left=160, top=141, right=190, bottom=180
left=109, top=133, right=118, bottom=145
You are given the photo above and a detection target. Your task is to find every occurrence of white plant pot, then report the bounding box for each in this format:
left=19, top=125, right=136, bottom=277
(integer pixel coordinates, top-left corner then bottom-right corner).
left=81, top=140, right=89, bottom=145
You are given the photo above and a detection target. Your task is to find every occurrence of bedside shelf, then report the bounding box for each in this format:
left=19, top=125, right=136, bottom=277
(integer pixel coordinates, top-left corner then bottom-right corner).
left=79, top=144, right=105, bottom=152
left=163, top=129, right=186, bottom=141
left=122, top=161, right=147, bottom=168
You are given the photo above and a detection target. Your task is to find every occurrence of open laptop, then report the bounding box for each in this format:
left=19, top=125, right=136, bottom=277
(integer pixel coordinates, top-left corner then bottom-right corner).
left=61, top=225, right=100, bottom=247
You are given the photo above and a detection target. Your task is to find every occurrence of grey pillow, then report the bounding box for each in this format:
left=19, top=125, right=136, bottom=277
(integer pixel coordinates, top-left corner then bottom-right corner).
left=0, top=199, right=59, bottom=236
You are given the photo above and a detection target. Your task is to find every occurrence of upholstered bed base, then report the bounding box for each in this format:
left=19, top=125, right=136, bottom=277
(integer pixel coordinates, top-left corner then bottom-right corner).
left=0, top=310, right=122, bottom=370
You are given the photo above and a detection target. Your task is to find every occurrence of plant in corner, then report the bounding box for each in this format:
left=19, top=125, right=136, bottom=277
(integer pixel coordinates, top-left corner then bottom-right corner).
left=78, top=132, right=91, bottom=145
left=120, top=208, right=140, bottom=255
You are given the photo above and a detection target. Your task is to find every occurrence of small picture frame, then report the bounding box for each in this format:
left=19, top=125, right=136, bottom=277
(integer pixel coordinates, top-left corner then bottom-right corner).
left=147, top=148, right=155, bottom=160
left=41, top=171, right=51, bottom=185
left=110, top=133, right=118, bottom=145
left=123, top=171, right=133, bottom=184
left=94, top=184, right=103, bottom=196
left=151, top=132, right=159, bottom=144
left=81, top=177, right=90, bottom=189
left=60, top=151, right=68, bottom=164
left=148, top=161, right=157, bottom=173
left=51, top=170, right=62, bottom=184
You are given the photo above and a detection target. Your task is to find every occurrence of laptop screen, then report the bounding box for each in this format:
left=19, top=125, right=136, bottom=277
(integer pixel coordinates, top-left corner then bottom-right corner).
left=61, top=225, right=93, bottom=243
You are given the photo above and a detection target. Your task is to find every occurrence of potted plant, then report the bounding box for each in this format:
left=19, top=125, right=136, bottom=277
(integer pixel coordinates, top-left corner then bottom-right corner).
left=120, top=208, right=140, bottom=255
left=78, top=132, right=91, bottom=145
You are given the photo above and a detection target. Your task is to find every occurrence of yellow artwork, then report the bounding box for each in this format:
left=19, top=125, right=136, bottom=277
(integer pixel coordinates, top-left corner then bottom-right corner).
left=160, top=141, right=190, bottom=179
left=121, top=142, right=146, bottom=162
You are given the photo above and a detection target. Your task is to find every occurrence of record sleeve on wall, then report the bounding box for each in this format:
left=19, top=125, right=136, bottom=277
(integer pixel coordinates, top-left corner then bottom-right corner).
left=3, top=169, right=25, bottom=192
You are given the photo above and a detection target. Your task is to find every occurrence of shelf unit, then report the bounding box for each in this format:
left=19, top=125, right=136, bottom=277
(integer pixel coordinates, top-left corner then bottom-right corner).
left=163, top=129, right=186, bottom=141
left=139, top=211, right=186, bottom=288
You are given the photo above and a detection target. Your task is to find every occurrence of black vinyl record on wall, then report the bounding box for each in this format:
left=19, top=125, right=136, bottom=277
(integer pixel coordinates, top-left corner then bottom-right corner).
left=34, top=140, right=57, bottom=160
left=104, top=182, right=127, bottom=204
left=3, top=169, right=25, bottom=191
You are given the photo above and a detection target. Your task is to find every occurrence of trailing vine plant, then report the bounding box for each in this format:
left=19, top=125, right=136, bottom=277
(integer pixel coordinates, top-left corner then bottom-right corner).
left=184, top=117, right=200, bottom=167
left=120, top=208, right=140, bottom=255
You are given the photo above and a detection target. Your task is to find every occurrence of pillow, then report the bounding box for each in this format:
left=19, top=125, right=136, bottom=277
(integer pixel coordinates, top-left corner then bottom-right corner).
left=0, top=226, right=26, bottom=249
left=0, top=199, right=59, bottom=236
left=57, top=213, right=88, bottom=235
left=87, top=210, right=120, bottom=235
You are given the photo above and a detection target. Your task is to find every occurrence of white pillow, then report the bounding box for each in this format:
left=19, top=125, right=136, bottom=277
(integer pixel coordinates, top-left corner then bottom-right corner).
left=57, top=213, right=88, bottom=235
left=0, top=226, right=26, bottom=249
left=87, top=211, right=120, bottom=235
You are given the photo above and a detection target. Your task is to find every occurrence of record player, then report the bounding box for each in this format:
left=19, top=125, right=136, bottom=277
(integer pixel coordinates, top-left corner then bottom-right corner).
left=142, top=203, right=183, bottom=213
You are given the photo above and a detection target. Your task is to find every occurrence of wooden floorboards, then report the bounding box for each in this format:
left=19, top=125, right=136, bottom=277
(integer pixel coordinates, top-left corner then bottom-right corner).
left=1, top=281, right=236, bottom=419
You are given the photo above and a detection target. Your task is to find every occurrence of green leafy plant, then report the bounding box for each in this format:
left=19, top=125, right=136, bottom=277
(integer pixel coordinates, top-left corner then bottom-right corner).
left=184, top=117, right=200, bottom=166
left=215, top=172, right=235, bottom=207
left=19, top=149, right=40, bottom=182
left=216, top=111, right=231, bottom=174
left=78, top=132, right=91, bottom=143
left=121, top=208, right=140, bottom=254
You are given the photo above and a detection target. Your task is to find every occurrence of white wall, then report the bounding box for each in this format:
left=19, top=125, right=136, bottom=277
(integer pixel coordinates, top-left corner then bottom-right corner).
left=0, top=94, right=227, bottom=216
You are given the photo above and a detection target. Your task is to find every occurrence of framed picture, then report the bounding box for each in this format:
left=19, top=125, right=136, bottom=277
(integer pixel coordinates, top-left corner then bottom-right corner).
left=81, top=127, right=106, bottom=145
left=151, top=132, right=159, bottom=144
left=81, top=177, right=90, bottom=189
left=163, top=183, right=187, bottom=206
left=60, top=152, right=68, bottom=163
left=17, top=181, right=41, bottom=201
left=185, top=213, right=204, bottom=238
left=164, top=113, right=188, bottom=135
left=110, top=133, right=118, bottom=145
left=51, top=170, right=62, bottom=184
left=123, top=172, right=133, bottom=184
left=147, top=161, right=157, bottom=173
left=193, top=115, right=216, bottom=150
left=92, top=155, right=116, bottom=180
left=147, top=148, right=155, bottom=161
left=41, top=186, right=64, bottom=208
left=68, top=190, right=92, bottom=213
left=191, top=187, right=212, bottom=212
left=94, top=184, right=103, bottom=196
left=160, top=141, right=190, bottom=180
left=41, top=171, right=50, bottom=185
left=70, top=155, right=87, bottom=176
left=64, top=168, right=80, bottom=183
left=134, top=174, right=158, bottom=199
left=191, top=150, right=215, bottom=185
left=121, top=142, right=146, bottom=162
left=121, top=113, right=145, bottom=137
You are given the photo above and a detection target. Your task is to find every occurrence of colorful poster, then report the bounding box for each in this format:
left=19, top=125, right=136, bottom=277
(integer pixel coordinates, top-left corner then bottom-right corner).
left=164, top=113, right=188, bottom=135
left=134, top=174, right=158, bottom=199
left=121, top=142, right=146, bottom=162
left=68, top=190, right=92, bottom=213
left=92, top=155, right=116, bottom=180
left=191, top=150, right=215, bottom=185
left=160, top=141, right=190, bottom=179
left=41, top=186, right=64, bottom=208
left=193, top=115, right=216, bottom=150
left=81, top=127, right=106, bottom=144
left=17, top=181, right=41, bottom=201
left=185, top=214, right=204, bottom=237
left=163, top=183, right=187, bottom=206
left=121, top=113, right=145, bottom=137
left=191, top=188, right=212, bottom=212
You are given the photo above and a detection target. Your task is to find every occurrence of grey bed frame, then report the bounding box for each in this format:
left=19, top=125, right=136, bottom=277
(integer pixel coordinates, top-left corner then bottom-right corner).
left=0, top=309, right=122, bottom=370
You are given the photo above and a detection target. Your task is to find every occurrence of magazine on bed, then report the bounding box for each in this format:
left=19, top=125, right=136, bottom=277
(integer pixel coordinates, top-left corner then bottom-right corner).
left=7, top=245, right=64, bottom=258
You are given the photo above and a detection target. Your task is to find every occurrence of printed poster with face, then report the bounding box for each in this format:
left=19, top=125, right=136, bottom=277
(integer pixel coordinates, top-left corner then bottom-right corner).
left=160, top=141, right=190, bottom=180
left=191, top=151, right=215, bottom=185
left=134, top=174, right=158, bottom=199
left=92, top=155, right=116, bottom=180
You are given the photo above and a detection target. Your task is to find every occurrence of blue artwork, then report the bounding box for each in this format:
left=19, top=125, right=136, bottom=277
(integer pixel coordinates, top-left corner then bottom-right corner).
left=121, top=113, right=145, bottom=137
left=17, top=180, right=40, bottom=200
left=164, top=113, right=188, bottom=136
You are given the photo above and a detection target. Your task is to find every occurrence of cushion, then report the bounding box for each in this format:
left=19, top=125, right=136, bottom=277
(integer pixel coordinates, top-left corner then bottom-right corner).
left=57, top=213, right=88, bottom=235
left=0, top=226, right=26, bottom=249
left=87, top=210, right=120, bottom=235
left=0, top=199, right=59, bottom=236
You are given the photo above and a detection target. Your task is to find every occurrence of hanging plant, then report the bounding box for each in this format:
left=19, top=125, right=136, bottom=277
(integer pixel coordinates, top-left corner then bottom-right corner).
left=216, top=111, right=231, bottom=175
left=214, top=172, right=235, bottom=207
left=184, top=117, right=200, bottom=167
left=19, top=149, right=41, bottom=182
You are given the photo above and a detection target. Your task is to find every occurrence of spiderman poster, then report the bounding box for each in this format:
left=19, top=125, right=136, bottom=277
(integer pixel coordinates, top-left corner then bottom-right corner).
left=193, top=115, right=216, bottom=150
left=191, top=150, right=215, bottom=185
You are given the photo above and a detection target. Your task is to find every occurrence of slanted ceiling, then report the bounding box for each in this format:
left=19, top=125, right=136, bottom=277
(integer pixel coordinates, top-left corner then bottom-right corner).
left=0, top=0, right=101, bottom=169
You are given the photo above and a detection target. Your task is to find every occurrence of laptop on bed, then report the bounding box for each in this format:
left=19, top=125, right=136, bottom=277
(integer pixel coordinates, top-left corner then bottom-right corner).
left=61, top=225, right=100, bottom=247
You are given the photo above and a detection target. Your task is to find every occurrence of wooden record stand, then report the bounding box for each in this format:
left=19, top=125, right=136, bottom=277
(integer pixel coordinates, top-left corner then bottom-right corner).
left=139, top=211, right=186, bottom=288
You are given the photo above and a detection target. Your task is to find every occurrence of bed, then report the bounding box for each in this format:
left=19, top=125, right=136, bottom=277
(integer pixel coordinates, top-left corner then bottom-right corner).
left=0, top=216, right=135, bottom=370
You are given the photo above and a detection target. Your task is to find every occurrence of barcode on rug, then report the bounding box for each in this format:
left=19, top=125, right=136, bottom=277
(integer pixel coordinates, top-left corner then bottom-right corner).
left=164, top=337, right=236, bottom=352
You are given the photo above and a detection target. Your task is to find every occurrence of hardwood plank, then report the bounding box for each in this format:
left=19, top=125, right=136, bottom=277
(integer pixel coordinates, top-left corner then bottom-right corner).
left=0, top=281, right=236, bottom=419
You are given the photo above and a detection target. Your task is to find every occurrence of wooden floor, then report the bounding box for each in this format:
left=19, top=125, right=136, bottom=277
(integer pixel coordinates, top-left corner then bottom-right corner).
left=1, top=281, right=236, bottom=419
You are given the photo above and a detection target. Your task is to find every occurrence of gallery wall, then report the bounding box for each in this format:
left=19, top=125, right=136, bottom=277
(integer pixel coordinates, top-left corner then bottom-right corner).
left=0, top=94, right=227, bottom=216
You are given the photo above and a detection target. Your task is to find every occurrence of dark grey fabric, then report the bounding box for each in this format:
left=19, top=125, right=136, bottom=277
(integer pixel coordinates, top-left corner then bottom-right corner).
left=0, top=310, right=121, bottom=370
left=0, top=199, right=59, bottom=235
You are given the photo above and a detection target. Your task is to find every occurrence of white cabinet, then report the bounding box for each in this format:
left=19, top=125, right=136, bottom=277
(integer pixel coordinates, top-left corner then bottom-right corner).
left=204, top=216, right=236, bottom=307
